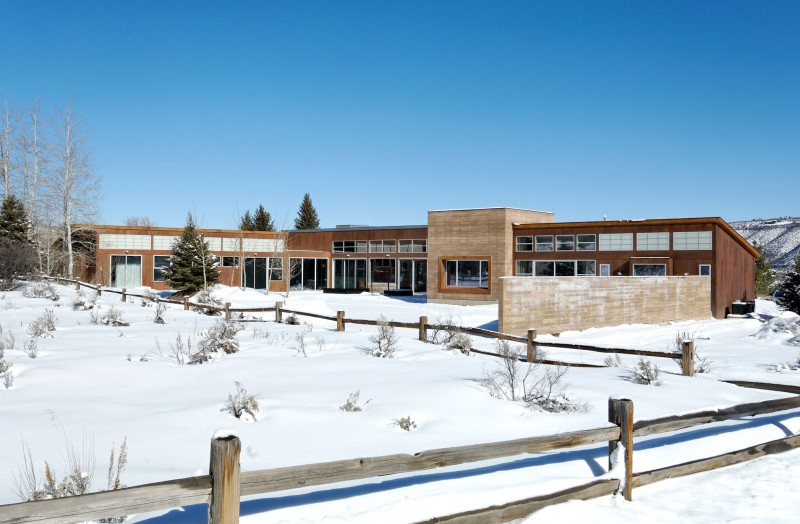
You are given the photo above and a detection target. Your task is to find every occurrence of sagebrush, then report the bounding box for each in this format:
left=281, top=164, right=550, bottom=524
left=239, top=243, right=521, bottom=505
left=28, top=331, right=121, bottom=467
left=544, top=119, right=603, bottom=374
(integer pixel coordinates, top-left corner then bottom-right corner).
left=224, top=381, right=260, bottom=420
left=368, top=315, right=399, bottom=358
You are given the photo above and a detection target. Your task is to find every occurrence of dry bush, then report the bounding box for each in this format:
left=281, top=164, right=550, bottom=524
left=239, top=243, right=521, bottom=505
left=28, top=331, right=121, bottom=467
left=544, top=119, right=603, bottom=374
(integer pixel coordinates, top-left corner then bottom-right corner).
left=368, top=315, right=399, bottom=358
left=340, top=390, right=371, bottom=412
left=603, top=353, right=623, bottom=367
left=284, top=313, right=300, bottom=325
left=12, top=437, right=95, bottom=501
left=197, top=319, right=242, bottom=356
left=394, top=416, right=417, bottom=431
left=294, top=332, right=307, bottom=357
left=225, top=381, right=260, bottom=420
left=100, top=307, right=130, bottom=327
left=22, top=338, right=38, bottom=358
left=2, top=369, right=12, bottom=389
left=72, top=291, right=98, bottom=311
left=628, top=357, right=662, bottom=385
left=170, top=333, right=192, bottom=365
left=191, top=289, right=223, bottom=316
left=23, top=280, right=59, bottom=301
left=28, top=309, right=57, bottom=338
left=445, top=331, right=472, bottom=355
left=671, top=331, right=712, bottom=375
left=152, top=302, right=167, bottom=324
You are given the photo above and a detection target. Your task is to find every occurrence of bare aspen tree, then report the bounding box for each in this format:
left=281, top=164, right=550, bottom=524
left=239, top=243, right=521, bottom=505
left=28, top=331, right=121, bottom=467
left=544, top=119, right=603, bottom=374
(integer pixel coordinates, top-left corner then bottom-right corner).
left=0, top=100, right=13, bottom=199
left=52, top=103, right=99, bottom=278
left=17, top=100, right=46, bottom=216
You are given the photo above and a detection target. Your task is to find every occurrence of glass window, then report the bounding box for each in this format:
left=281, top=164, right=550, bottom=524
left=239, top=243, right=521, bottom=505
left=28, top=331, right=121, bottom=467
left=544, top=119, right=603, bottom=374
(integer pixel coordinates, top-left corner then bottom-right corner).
left=398, top=239, right=427, bottom=253
left=577, top=234, right=596, bottom=251
left=637, top=232, right=670, bottom=251
left=535, top=235, right=554, bottom=252
left=153, top=255, right=171, bottom=282
left=516, top=236, right=533, bottom=252
left=632, top=264, right=667, bottom=276
left=599, top=233, right=633, bottom=251
left=222, top=256, right=240, bottom=267
left=699, top=264, right=712, bottom=276
left=673, top=231, right=712, bottom=250
left=577, top=260, right=596, bottom=276
left=516, top=260, right=533, bottom=276
left=556, top=235, right=574, bottom=251
left=534, top=261, right=554, bottom=276
left=599, top=264, right=610, bottom=277
left=445, top=260, right=489, bottom=288
left=370, top=258, right=396, bottom=283
left=369, top=240, right=396, bottom=253
left=269, top=257, right=283, bottom=281
left=555, top=261, right=575, bottom=276
left=333, top=240, right=367, bottom=253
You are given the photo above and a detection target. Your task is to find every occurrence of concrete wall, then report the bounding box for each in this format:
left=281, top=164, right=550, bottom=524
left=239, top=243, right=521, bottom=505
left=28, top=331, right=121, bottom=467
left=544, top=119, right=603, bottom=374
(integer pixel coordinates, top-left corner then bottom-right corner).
left=499, top=276, right=711, bottom=335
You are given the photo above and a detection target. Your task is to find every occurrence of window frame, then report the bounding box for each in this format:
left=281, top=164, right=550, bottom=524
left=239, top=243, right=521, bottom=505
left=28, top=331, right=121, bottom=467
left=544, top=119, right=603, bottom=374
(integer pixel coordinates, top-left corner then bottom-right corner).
left=699, top=264, right=712, bottom=276
left=535, top=235, right=554, bottom=252
left=577, top=234, right=596, bottom=251
left=398, top=239, right=427, bottom=253
left=556, top=235, right=575, bottom=252
left=632, top=263, right=668, bottom=276
left=516, top=260, right=533, bottom=276
left=516, top=236, right=533, bottom=252
left=153, top=255, right=171, bottom=283
left=440, top=257, right=491, bottom=292
left=636, top=232, right=670, bottom=251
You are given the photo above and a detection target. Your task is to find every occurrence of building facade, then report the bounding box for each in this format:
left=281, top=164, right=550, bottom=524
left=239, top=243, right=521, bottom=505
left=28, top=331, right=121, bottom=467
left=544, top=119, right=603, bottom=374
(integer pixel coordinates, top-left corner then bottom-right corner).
left=84, top=209, right=757, bottom=322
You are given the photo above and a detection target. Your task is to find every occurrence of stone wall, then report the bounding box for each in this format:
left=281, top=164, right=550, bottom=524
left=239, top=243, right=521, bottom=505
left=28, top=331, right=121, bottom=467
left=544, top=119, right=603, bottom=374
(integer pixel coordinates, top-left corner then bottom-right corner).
left=499, top=276, right=711, bottom=335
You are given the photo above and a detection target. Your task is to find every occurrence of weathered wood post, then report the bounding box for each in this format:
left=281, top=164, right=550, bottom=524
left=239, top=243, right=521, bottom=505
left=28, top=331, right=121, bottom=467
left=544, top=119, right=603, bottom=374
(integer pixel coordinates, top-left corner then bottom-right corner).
left=183, top=296, right=189, bottom=311
left=608, top=398, right=634, bottom=501
left=274, top=302, right=282, bottom=323
left=526, top=328, right=537, bottom=362
left=96, top=286, right=102, bottom=296
left=208, top=434, right=241, bottom=524
left=121, top=288, right=127, bottom=302
left=336, top=311, right=345, bottom=332
left=419, top=316, right=428, bottom=342
left=75, top=281, right=80, bottom=291
left=681, top=340, right=695, bottom=377
left=56, top=275, right=61, bottom=285
left=225, top=303, right=231, bottom=320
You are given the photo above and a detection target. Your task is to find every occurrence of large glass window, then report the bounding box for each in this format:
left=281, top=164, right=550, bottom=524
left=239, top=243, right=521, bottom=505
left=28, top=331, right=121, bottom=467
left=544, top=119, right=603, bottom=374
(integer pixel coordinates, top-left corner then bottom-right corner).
left=535, top=235, right=554, bottom=252
left=332, top=240, right=367, bottom=253
left=632, top=263, right=667, bottom=276
left=577, top=260, right=596, bottom=276
left=398, top=239, right=427, bottom=253
left=269, top=257, right=283, bottom=281
left=445, top=260, right=489, bottom=288
left=556, top=235, right=574, bottom=251
left=516, top=260, right=533, bottom=276
left=516, top=236, right=533, bottom=252
left=222, top=256, right=240, bottom=267
left=535, top=261, right=554, bottom=276
left=577, top=234, right=596, bottom=251
left=153, top=255, right=171, bottom=282
left=370, top=258, right=396, bottom=283
left=333, top=259, right=367, bottom=289
left=599, top=233, right=633, bottom=251
left=369, top=240, right=396, bottom=253
left=289, top=258, right=329, bottom=291
left=673, top=231, right=712, bottom=250
left=111, top=255, right=142, bottom=288
left=637, top=232, right=669, bottom=251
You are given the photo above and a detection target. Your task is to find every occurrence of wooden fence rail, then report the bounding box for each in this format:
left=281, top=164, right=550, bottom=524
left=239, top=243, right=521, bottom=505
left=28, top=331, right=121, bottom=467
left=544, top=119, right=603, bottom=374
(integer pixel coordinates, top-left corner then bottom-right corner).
left=2, top=382, right=799, bottom=524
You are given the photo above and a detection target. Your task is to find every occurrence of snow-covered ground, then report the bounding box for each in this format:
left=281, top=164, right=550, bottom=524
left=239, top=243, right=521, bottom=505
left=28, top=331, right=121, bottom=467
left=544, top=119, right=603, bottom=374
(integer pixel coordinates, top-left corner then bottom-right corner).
left=1, top=282, right=799, bottom=523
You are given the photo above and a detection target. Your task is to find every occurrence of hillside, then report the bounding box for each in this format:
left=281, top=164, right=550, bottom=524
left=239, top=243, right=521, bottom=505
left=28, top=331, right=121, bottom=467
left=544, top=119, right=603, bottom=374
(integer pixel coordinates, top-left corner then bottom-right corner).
left=731, top=217, right=800, bottom=269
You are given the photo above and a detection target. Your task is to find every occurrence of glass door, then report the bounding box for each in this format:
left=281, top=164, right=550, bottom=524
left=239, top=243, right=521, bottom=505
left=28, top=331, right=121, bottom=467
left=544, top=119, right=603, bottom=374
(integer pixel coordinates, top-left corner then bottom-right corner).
left=110, top=255, right=142, bottom=288
left=333, top=259, right=366, bottom=289
left=243, top=257, right=269, bottom=289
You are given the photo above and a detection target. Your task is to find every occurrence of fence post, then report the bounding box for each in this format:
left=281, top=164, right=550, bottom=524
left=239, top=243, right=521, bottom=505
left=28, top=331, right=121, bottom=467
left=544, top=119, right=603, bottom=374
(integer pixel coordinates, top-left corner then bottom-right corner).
left=608, top=398, right=634, bottom=501
left=275, top=302, right=282, bottom=323
left=208, top=434, right=241, bottom=524
left=336, top=311, right=345, bottom=332
left=526, top=328, right=537, bottom=362
left=121, top=288, right=126, bottom=302
left=225, top=303, right=231, bottom=320
left=682, top=340, right=695, bottom=377
left=75, top=281, right=80, bottom=291
left=183, top=296, right=189, bottom=311
left=419, top=316, right=428, bottom=342
left=56, top=275, right=61, bottom=285
left=97, top=286, right=102, bottom=296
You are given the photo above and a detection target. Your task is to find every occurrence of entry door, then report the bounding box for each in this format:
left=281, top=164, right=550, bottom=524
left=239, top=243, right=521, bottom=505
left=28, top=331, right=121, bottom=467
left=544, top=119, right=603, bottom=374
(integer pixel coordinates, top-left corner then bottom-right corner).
left=333, top=259, right=366, bottom=289
left=399, top=259, right=427, bottom=293
left=243, top=257, right=269, bottom=289
left=110, top=255, right=142, bottom=288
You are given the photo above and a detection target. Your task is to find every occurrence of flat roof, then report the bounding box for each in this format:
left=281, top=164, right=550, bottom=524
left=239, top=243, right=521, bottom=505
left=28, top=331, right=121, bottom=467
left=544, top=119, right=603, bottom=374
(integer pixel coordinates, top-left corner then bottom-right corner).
left=429, top=207, right=553, bottom=214
left=291, top=225, right=428, bottom=233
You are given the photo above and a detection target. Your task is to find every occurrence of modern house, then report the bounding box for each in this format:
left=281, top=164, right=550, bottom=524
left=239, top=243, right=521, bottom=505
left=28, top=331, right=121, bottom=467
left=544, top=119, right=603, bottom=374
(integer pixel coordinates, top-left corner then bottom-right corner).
left=84, top=208, right=758, bottom=332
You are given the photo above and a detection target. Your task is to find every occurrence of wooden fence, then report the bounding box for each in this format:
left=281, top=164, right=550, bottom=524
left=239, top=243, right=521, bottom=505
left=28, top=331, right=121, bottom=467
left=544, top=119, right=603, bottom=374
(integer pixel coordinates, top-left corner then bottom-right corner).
left=37, top=275, right=693, bottom=374
left=2, top=382, right=799, bottom=524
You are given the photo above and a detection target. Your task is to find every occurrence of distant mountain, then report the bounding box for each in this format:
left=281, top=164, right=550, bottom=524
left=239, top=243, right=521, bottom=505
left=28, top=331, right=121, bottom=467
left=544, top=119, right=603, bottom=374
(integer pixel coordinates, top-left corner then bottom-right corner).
left=731, top=217, right=800, bottom=269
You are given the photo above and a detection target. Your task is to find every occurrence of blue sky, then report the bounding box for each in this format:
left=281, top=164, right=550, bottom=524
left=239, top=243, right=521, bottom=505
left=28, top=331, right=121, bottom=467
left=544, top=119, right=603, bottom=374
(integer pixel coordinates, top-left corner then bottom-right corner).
left=2, top=1, right=798, bottom=229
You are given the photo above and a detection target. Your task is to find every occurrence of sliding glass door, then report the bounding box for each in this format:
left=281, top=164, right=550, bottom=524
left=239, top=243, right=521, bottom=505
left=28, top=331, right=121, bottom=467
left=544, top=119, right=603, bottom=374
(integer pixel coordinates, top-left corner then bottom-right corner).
left=110, top=255, right=142, bottom=289
left=333, top=259, right=366, bottom=289
left=399, top=259, right=427, bottom=293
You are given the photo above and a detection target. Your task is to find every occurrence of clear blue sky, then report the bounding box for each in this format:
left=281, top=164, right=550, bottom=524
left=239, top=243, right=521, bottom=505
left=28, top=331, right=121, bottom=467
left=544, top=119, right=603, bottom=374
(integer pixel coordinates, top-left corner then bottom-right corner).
left=2, top=1, right=798, bottom=229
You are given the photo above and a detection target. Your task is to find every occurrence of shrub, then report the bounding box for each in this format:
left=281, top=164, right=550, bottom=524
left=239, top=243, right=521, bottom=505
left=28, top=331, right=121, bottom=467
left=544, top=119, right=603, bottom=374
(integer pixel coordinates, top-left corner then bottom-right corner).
left=72, top=291, right=98, bottom=311
left=429, top=315, right=458, bottom=345
left=368, top=316, right=399, bottom=358
left=0, top=239, right=37, bottom=291
left=22, top=338, right=38, bottom=358
left=224, top=381, right=259, bottom=420
left=170, top=333, right=192, bottom=365
left=445, top=331, right=472, bottom=355
left=152, top=302, right=167, bottom=324
left=197, top=319, right=242, bottom=356
left=340, top=390, right=371, bottom=412
left=603, top=353, right=623, bottom=367
left=28, top=309, right=57, bottom=338
left=191, top=289, right=223, bottom=316
left=628, top=357, right=662, bottom=385
left=2, top=369, right=12, bottom=389
left=294, top=332, right=307, bottom=357
left=394, top=416, right=417, bottom=431
left=284, top=313, right=300, bottom=325
left=12, top=438, right=95, bottom=501
left=100, top=307, right=130, bottom=327
left=23, top=280, right=59, bottom=301
left=483, top=340, right=587, bottom=413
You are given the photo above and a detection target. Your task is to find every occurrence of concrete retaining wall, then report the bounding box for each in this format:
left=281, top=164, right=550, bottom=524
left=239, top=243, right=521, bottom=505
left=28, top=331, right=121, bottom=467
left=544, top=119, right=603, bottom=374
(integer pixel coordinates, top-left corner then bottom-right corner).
left=499, top=276, right=711, bottom=335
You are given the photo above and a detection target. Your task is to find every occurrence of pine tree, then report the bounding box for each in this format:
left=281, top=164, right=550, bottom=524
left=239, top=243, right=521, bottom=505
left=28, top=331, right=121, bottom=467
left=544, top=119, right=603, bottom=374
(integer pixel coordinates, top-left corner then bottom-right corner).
left=253, top=204, right=276, bottom=231
left=239, top=210, right=255, bottom=231
left=294, top=193, right=320, bottom=230
left=0, top=195, right=30, bottom=242
left=753, top=243, right=776, bottom=297
left=163, top=213, right=220, bottom=293
left=776, top=254, right=800, bottom=315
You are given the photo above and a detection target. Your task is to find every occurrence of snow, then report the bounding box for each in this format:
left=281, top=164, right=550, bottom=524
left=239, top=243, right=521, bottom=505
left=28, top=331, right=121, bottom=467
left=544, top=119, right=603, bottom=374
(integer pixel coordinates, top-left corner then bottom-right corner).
left=1, top=283, right=800, bottom=523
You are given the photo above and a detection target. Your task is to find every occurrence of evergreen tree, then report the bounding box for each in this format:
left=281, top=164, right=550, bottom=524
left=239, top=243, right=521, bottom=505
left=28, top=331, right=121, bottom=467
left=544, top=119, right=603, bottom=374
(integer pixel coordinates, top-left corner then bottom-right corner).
left=753, top=243, right=776, bottom=297
left=253, top=204, right=276, bottom=231
left=0, top=195, right=30, bottom=242
left=163, top=213, right=220, bottom=293
left=776, top=254, right=800, bottom=315
left=294, top=193, right=320, bottom=230
left=239, top=210, right=255, bottom=231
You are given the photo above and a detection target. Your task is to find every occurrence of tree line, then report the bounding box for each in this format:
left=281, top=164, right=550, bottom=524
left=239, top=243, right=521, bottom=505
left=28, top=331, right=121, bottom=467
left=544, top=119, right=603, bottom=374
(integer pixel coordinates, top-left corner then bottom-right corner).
left=0, top=97, right=99, bottom=286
